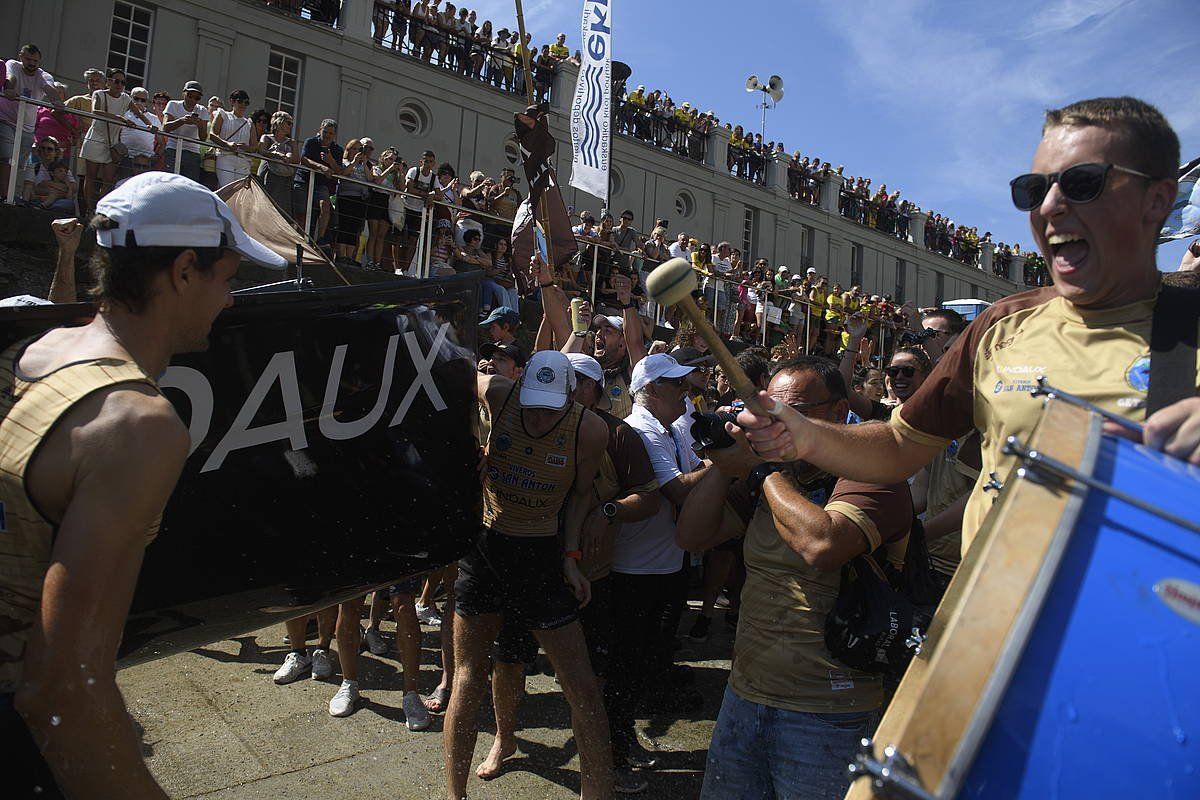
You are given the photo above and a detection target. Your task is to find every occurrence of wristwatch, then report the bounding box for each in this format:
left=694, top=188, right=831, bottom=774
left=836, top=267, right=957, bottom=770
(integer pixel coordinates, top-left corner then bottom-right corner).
left=746, top=462, right=789, bottom=503
left=602, top=501, right=618, bottom=521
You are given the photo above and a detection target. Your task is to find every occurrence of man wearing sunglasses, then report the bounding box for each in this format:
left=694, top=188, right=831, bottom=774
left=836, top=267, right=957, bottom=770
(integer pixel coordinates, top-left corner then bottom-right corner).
left=677, top=356, right=913, bottom=800
left=738, top=96, right=1197, bottom=562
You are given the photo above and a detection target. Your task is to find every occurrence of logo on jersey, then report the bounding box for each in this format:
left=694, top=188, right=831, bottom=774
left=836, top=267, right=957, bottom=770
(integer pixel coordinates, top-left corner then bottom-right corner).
left=494, top=433, right=512, bottom=452
left=1125, top=355, right=1150, bottom=393
left=545, top=453, right=568, bottom=467
left=610, top=384, right=623, bottom=397
left=536, top=367, right=556, bottom=384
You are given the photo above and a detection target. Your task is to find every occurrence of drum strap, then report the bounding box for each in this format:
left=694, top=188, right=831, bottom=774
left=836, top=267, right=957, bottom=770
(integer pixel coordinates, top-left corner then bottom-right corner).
left=1147, top=284, right=1200, bottom=416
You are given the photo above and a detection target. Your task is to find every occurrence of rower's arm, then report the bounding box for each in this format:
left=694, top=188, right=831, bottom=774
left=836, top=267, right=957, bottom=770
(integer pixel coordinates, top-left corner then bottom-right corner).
left=16, top=386, right=188, bottom=800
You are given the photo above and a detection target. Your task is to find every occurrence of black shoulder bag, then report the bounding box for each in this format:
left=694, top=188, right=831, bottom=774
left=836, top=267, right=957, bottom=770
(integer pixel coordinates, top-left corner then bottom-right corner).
left=1147, top=283, right=1200, bottom=416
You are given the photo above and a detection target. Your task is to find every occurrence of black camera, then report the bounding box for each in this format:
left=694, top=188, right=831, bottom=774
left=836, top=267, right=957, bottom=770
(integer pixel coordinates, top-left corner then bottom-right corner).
left=899, top=327, right=939, bottom=346
left=689, top=410, right=740, bottom=451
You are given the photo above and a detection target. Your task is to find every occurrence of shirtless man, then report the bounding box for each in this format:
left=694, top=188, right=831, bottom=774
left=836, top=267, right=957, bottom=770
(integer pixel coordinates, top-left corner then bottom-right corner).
left=1, top=171, right=284, bottom=798
left=445, top=349, right=613, bottom=799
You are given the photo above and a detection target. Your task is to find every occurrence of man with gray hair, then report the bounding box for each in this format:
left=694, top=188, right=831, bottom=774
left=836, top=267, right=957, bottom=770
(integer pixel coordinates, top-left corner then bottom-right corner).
left=294, top=118, right=343, bottom=241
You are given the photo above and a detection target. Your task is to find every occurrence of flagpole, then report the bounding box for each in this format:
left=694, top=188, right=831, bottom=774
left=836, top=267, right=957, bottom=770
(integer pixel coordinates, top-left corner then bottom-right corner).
left=514, top=0, right=560, bottom=275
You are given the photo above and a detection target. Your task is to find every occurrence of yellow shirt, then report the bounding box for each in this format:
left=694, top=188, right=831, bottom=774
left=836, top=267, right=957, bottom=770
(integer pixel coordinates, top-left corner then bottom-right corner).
left=825, top=292, right=844, bottom=322
left=550, top=43, right=569, bottom=59
left=894, top=287, right=1200, bottom=556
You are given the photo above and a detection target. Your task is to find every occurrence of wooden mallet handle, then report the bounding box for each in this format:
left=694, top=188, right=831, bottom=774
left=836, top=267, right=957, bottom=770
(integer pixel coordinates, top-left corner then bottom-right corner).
left=646, top=259, right=784, bottom=419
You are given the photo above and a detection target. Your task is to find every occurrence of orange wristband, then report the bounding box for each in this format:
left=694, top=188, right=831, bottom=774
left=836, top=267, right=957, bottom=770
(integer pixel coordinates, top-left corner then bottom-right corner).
left=564, top=550, right=583, bottom=562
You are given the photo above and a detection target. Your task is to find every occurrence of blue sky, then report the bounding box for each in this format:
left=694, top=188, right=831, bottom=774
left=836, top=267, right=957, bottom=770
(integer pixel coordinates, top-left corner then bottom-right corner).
left=471, top=0, right=1197, bottom=270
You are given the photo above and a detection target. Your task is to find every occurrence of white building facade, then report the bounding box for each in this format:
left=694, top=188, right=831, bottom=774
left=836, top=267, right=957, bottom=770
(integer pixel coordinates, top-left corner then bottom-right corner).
left=8, top=0, right=1024, bottom=305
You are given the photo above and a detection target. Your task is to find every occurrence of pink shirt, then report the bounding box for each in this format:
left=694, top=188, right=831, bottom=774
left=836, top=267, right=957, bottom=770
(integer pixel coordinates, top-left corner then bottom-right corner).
left=35, top=105, right=80, bottom=146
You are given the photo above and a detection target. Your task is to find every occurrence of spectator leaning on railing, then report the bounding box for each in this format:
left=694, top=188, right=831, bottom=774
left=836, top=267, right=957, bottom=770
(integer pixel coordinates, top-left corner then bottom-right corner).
left=2, top=44, right=58, bottom=202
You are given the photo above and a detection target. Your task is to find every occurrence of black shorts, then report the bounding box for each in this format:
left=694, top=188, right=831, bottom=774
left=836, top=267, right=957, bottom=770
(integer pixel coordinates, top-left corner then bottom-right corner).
left=455, top=528, right=579, bottom=631
left=366, top=190, right=390, bottom=221
left=404, top=207, right=425, bottom=237
left=388, top=573, right=425, bottom=596
left=3, top=694, right=65, bottom=798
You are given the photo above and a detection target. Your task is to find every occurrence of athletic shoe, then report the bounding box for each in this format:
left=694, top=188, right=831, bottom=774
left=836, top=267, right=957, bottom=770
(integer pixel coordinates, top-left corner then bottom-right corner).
left=402, top=690, right=431, bottom=731
left=364, top=627, right=388, bottom=656
left=415, top=603, right=442, bottom=626
left=311, top=647, right=335, bottom=680
left=627, top=740, right=659, bottom=769
left=687, top=615, right=711, bottom=643
left=329, top=679, right=360, bottom=717
left=613, top=766, right=648, bottom=794
left=273, top=651, right=311, bottom=684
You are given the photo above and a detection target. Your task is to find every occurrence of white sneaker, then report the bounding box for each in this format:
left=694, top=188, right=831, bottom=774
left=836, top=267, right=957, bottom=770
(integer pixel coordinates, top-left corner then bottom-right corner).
left=415, top=603, right=442, bottom=626
left=364, top=627, right=388, bottom=656
left=402, top=690, right=431, bottom=731
left=273, top=651, right=311, bottom=684
left=329, top=679, right=360, bottom=717
left=311, top=647, right=334, bottom=680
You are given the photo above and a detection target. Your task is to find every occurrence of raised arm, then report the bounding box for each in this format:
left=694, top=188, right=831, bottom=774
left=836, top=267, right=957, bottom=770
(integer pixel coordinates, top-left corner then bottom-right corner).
left=562, top=411, right=608, bottom=606
left=838, top=313, right=874, bottom=419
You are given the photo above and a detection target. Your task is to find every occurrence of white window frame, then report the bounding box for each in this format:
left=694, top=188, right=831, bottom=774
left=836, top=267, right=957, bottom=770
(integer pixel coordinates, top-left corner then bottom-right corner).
left=265, top=48, right=303, bottom=118
left=108, top=1, right=154, bottom=89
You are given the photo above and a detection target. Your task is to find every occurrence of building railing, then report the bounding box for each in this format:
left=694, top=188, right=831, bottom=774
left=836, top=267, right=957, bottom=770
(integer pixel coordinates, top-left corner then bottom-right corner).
left=258, top=0, right=344, bottom=27
left=615, top=101, right=710, bottom=165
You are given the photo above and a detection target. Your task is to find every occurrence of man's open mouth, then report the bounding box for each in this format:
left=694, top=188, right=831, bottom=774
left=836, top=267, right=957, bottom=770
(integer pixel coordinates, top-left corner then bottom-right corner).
left=1048, top=233, right=1090, bottom=273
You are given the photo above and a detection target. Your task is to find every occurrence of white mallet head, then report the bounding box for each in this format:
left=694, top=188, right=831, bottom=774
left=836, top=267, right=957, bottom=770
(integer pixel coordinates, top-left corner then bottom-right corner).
left=646, top=257, right=698, bottom=306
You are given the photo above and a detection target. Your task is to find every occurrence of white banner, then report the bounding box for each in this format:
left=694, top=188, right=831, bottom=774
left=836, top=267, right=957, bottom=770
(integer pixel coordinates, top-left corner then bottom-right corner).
left=569, top=0, right=612, bottom=205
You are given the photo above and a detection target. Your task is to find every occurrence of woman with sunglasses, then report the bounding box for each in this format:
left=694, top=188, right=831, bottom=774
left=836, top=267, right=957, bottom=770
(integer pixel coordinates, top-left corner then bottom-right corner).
left=209, top=89, right=256, bottom=188
left=883, top=346, right=932, bottom=407
left=78, top=68, right=132, bottom=214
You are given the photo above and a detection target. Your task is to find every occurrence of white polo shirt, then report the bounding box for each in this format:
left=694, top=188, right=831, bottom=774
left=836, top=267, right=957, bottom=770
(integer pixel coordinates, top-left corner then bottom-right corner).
left=613, top=402, right=699, bottom=575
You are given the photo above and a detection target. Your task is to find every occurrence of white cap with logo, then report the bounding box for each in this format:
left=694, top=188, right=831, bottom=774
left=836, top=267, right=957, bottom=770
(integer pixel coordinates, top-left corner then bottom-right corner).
left=94, top=172, right=287, bottom=269
left=629, top=353, right=696, bottom=394
left=520, top=350, right=577, bottom=409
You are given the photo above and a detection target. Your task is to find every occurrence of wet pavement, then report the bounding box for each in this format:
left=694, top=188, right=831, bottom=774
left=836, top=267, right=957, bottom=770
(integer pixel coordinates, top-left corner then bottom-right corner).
left=118, top=600, right=735, bottom=799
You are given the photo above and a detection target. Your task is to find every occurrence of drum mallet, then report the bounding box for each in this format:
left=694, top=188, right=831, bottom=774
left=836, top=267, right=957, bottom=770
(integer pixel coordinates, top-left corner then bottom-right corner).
left=646, top=258, right=785, bottom=419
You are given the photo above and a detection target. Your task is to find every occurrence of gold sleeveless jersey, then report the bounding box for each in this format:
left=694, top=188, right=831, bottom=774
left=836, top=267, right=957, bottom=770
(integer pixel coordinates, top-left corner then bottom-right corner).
left=482, top=385, right=583, bottom=537
left=604, top=367, right=633, bottom=420
left=0, top=336, right=159, bottom=692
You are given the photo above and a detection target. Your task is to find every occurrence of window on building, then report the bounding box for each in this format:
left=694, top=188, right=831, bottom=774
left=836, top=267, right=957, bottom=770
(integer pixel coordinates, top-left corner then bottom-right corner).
left=895, top=258, right=906, bottom=303
left=265, top=49, right=302, bottom=117
left=108, top=1, right=153, bottom=89
left=935, top=271, right=945, bottom=305
left=742, top=208, right=754, bottom=262
left=850, top=243, right=863, bottom=287
left=803, top=224, right=815, bottom=268
left=675, top=190, right=695, bottom=219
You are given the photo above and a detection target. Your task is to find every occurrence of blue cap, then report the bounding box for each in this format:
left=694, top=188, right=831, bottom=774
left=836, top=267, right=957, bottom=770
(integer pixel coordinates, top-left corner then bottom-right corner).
left=479, top=306, right=520, bottom=327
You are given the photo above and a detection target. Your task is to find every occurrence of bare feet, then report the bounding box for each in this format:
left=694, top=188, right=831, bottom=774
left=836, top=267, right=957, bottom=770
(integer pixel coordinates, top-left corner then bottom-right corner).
left=424, top=685, right=451, bottom=713
left=476, top=736, right=518, bottom=780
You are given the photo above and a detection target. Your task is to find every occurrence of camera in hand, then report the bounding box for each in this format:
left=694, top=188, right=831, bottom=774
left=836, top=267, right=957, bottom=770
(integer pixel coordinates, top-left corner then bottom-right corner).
left=689, top=410, right=740, bottom=451
left=899, top=327, right=939, bottom=346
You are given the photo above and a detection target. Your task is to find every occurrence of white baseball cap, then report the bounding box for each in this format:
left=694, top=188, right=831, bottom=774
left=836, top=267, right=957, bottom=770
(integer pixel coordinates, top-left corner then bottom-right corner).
left=630, top=353, right=696, bottom=394
left=566, top=353, right=604, bottom=386
left=95, top=171, right=286, bottom=269
left=806, top=267, right=817, bottom=275
left=520, top=350, right=576, bottom=409
left=593, top=314, right=624, bottom=331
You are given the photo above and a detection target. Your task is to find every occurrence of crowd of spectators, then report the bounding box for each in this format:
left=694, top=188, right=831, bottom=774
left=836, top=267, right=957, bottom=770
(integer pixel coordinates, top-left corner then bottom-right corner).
left=6, top=33, right=996, bottom=800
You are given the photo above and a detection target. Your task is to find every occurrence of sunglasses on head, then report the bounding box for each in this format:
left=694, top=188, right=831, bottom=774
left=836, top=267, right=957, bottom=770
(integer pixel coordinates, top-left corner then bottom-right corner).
left=1009, top=162, right=1155, bottom=212
left=885, top=366, right=917, bottom=378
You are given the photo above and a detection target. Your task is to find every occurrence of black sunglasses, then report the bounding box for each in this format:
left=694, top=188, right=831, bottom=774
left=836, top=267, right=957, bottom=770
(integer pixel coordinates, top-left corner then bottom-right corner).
left=1009, top=162, right=1155, bottom=212
left=654, top=376, right=686, bottom=387
left=885, top=366, right=917, bottom=378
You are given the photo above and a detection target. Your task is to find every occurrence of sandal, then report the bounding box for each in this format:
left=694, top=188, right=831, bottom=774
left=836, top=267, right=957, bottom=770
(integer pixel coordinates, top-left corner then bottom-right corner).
left=424, top=686, right=451, bottom=713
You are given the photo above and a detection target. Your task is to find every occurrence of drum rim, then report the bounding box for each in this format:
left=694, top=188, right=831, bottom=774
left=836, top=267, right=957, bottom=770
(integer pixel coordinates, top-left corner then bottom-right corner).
left=942, top=409, right=1103, bottom=796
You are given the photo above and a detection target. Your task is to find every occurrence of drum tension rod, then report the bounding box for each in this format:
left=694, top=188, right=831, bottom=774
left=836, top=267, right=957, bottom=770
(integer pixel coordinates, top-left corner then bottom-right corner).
left=1031, top=377, right=1144, bottom=437
left=848, top=739, right=936, bottom=800
left=1003, top=436, right=1200, bottom=535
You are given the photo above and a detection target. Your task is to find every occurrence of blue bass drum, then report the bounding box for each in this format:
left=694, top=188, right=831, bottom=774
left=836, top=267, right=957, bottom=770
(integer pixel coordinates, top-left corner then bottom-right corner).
left=847, top=398, right=1200, bottom=800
